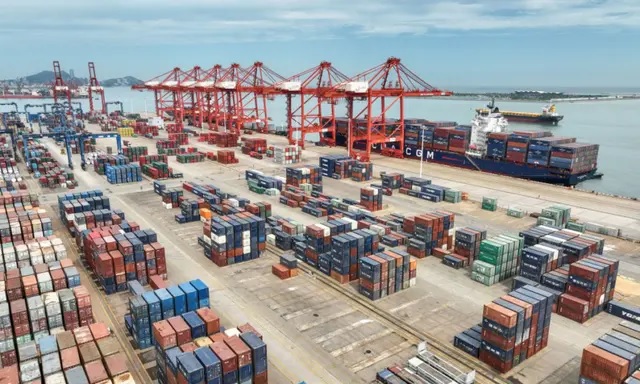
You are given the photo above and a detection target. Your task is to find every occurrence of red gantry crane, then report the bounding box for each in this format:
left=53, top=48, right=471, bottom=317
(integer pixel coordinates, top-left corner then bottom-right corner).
left=276, top=61, right=350, bottom=148
left=52, top=60, right=72, bottom=112
left=215, top=62, right=285, bottom=134
left=194, top=64, right=226, bottom=129
left=178, top=66, right=204, bottom=128
left=87, top=62, right=107, bottom=115
left=134, top=67, right=186, bottom=132
left=333, top=57, right=452, bottom=162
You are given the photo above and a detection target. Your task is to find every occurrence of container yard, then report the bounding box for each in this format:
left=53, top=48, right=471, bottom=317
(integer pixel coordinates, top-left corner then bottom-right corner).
left=1, top=58, right=640, bottom=384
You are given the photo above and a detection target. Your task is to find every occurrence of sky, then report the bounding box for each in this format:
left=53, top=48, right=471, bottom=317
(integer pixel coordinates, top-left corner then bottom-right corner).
left=1, top=0, right=639, bottom=89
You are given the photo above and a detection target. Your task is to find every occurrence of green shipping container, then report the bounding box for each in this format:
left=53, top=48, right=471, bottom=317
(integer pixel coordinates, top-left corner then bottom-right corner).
left=507, top=208, right=525, bottom=218
left=471, top=271, right=496, bottom=286
left=537, top=217, right=556, bottom=226
left=567, top=222, right=586, bottom=233
left=482, top=197, right=498, bottom=211
left=472, top=260, right=496, bottom=276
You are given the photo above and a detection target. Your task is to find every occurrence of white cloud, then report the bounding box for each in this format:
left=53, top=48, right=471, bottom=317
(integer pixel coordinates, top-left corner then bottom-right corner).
left=0, top=0, right=638, bottom=44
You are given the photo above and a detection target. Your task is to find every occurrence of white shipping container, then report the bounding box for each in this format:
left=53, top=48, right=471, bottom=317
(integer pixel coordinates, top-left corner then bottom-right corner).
left=3, top=248, right=16, bottom=263
left=51, top=238, right=63, bottom=247
left=242, top=231, right=250, bottom=240
left=20, top=359, right=41, bottom=382
left=202, top=236, right=211, bottom=245
left=0, top=302, right=11, bottom=328
left=242, top=239, right=250, bottom=247
left=54, top=244, right=67, bottom=259
left=42, top=353, right=62, bottom=376
left=27, top=296, right=46, bottom=319
left=48, top=314, right=64, bottom=329
left=0, top=281, right=5, bottom=303
left=38, top=272, right=54, bottom=293
left=267, top=234, right=276, bottom=245
left=224, top=327, right=241, bottom=338
left=0, top=338, right=15, bottom=353
left=16, top=244, right=29, bottom=260
left=5, top=261, right=17, bottom=271
left=242, top=246, right=251, bottom=254
left=43, top=292, right=62, bottom=316
left=45, top=372, right=66, bottom=384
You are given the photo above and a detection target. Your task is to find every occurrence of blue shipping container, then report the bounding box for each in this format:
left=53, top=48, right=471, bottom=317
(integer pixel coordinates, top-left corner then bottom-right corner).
left=168, top=286, right=187, bottom=316
left=194, top=347, right=222, bottom=384
left=177, top=352, right=205, bottom=384
left=190, top=279, right=210, bottom=308
left=182, top=311, right=206, bottom=339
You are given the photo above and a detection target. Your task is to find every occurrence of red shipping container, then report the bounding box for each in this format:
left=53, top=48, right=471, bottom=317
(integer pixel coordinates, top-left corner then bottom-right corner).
left=0, top=365, right=19, bottom=384
left=0, top=350, right=17, bottom=368
left=581, top=344, right=629, bottom=383
left=211, top=341, right=237, bottom=374
left=168, top=316, right=191, bottom=345
left=104, top=353, right=129, bottom=378
left=61, top=347, right=81, bottom=370
left=225, top=335, right=253, bottom=369
left=85, top=359, right=109, bottom=384
left=89, top=322, right=110, bottom=341
left=196, top=308, right=221, bottom=336
left=74, top=286, right=92, bottom=308
left=237, top=323, right=263, bottom=340
left=153, top=320, right=177, bottom=350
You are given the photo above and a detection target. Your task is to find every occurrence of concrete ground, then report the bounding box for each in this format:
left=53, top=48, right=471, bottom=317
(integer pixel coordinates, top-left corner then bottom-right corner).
left=28, top=123, right=640, bottom=384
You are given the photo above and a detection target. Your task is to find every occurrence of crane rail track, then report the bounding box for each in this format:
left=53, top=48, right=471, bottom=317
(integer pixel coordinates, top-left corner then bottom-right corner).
left=267, top=246, right=507, bottom=384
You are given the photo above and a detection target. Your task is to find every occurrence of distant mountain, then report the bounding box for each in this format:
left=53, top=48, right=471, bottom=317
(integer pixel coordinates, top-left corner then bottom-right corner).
left=101, top=76, right=143, bottom=87
left=23, top=70, right=87, bottom=85
left=2, top=70, right=142, bottom=87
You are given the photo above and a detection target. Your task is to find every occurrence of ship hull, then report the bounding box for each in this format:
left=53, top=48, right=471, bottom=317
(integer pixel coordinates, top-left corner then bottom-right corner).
left=503, top=114, right=563, bottom=125
left=332, top=132, right=596, bottom=186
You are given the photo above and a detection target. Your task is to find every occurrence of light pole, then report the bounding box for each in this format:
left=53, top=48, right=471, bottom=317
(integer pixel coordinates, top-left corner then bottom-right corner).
left=419, top=125, right=426, bottom=178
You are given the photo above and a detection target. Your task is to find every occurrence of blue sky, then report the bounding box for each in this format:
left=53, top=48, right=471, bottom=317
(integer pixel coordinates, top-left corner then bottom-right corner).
left=1, top=0, right=639, bottom=88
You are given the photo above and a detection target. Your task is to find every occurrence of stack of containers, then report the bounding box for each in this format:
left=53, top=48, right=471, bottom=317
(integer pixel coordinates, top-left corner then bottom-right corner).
left=352, top=162, right=373, bottom=182
left=176, top=152, right=206, bottom=163
left=202, top=213, right=266, bottom=267
left=93, top=154, right=130, bottom=175
left=539, top=206, right=572, bottom=228
left=168, top=133, right=189, bottom=145
left=360, top=187, right=383, bottom=212
left=105, top=164, right=143, bottom=184
left=272, top=145, right=302, bottom=164
left=158, top=326, right=267, bottom=384
left=447, top=129, right=469, bottom=153
left=3, top=323, right=132, bottom=384
left=285, top=165, right=322, bottom=186
left=527, top=137, right=575, bottom=167
left=123, top=146, right=149, bottom=162
left=358, top=249, right=415, bottom=300
left=241, top=138, right=268, bottom=154
left=518, top=245, right=561, bottom=283
left=450, top=227, right=487, bottom=266
left=217, top=150, right=238, bottom=164
left=486, top=133, right=509, bottom=159
left=381, top=173, right=404, bottom=189
left=128, top=279, right=210, bottom=349
left=210, top=132, right=238, bottom=148
left=550, top=143, right=599, bottom=174
left=244, top=202, right=272, bottom=220
left=77, top=223, right=165, bottom=292
left=432, top=127, right=453, bottom=150
left=558, top=255, right=619, bottom=323
left=476, top=286, right=554, bottom=373
left=1, top=237, right=67, bottom=272
left=328, top=227, right=379, bottom=283
left=319, top=154, right=350, bottom=178
left=580, top=323, right=640, bottom=384
left=403, top=211, right=456, bottom=259
left=506, top=133, right=530, bottom=163
left=471, top=235, right=523, bottom=286
left=176, top=200, right=201, bottom=223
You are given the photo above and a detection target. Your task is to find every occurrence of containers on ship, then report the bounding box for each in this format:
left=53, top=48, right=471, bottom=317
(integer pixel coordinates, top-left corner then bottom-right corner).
left=550, top=143, right=599, bottom=174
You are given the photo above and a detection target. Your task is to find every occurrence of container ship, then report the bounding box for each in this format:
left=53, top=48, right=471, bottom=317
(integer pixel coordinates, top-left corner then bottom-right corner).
left=475, top=99, right=564, bottom=125
left=324, top=110, right=600, bottom=186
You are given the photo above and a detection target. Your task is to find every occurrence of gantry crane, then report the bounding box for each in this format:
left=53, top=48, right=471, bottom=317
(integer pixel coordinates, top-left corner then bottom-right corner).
left=88, top=62, right=107, bottom=115
left=332, top=57, right=453, bottom=162
left=52, top=61, right=72, bottom=112
left=194, top=64, right=226, bottom=129
left=177, top=66, right=204, bottom=128
left=133, top=67, right=186, bottom=131
left=276, top=61, right=350, bottom=148
left=106, top=101, right=124, bottom=116
left=215, top=62, right=284, bottom=133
